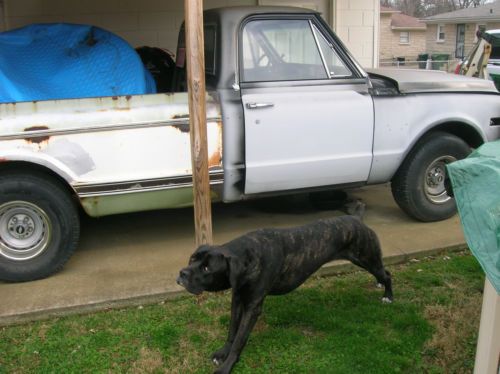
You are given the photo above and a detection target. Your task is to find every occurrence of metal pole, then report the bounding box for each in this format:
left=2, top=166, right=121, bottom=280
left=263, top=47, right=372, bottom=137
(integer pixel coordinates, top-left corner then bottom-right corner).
left=184, top=0, right=213, bottom=247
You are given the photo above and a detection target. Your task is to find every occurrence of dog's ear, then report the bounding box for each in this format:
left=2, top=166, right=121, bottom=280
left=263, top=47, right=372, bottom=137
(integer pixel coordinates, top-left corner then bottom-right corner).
left=225, top=251, right=260, bottom=289
left=189, top=244, right=212, bottom=263
left=206, top=251, right=226, bottom=269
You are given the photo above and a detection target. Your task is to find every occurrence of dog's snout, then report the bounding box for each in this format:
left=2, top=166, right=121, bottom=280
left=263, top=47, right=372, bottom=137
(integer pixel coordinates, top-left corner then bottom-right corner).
left=176, top=269, right=190, bottom=287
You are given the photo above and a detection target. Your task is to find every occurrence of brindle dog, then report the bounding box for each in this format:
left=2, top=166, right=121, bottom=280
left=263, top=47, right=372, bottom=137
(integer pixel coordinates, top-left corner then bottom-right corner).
left=177, top=215, right=393, bottom=374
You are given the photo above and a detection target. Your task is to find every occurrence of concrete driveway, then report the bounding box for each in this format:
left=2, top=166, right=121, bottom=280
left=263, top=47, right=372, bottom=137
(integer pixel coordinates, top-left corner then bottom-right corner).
left=0, top=184, right=466, bottom=325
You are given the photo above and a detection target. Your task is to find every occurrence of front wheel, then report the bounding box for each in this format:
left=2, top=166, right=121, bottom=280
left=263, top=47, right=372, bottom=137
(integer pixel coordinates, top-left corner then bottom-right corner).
left=391, top=132, right=471, bottom=222
left=0, top=173, right=80, bottom=281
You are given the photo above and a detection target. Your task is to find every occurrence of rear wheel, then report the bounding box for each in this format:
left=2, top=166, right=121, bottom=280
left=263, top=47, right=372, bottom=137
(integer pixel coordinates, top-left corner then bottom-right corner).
left=391, top=132, right=471, bottom=222
left=0, top=173, right=80, bottom=281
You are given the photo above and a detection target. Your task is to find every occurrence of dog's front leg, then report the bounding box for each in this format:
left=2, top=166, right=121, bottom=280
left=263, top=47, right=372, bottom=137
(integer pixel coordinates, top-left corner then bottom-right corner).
left=211, top=291, right=243, bottom=366
left=214, top=299, right=263, bottom=374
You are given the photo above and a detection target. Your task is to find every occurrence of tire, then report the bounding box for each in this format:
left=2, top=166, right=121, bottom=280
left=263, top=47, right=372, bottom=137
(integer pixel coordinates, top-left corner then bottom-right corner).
left=0, top=172, right=80, bottom=282
left=391, top=132, right=471, bottom=222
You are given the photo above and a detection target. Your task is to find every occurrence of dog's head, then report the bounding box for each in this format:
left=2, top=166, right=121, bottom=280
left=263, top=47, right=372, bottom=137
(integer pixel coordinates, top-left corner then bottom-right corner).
left=176, top=245, right=232, bottom=295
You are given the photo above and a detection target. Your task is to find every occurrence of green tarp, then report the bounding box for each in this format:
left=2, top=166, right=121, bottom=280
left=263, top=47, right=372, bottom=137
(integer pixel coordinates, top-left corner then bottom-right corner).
left=447, top=141, right=500, bottom=293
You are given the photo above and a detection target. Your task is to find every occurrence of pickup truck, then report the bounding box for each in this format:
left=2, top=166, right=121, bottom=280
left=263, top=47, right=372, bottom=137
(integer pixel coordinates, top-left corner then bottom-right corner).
left=1, top=6, right=499, bottom=282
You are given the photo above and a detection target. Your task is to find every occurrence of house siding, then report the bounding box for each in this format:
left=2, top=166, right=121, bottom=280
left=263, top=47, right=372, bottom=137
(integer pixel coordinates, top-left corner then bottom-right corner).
left=385, top=29, right=426, bottom=61
left=426, top=21, right=500, bottom=59
left=426, top=23, right=457, bottom=58
left=380, top=12, right=426, bottom=63
left=379, top=12, right=393, bottom=60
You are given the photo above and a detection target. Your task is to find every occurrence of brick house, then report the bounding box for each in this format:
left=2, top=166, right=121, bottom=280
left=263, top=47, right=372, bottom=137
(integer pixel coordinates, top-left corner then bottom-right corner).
left=379, top=6, right=426, bottom=65
left=423, top=1, right=500, bottom=60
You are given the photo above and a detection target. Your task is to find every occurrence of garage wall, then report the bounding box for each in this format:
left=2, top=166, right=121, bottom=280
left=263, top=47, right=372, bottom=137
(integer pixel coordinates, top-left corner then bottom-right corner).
left=2, top=0, right=379, bottom=67
left=335, top=0, right=379, bottom=67
left=258, top=0, right=330, bottom=22
left=2, top=0, right=255, bottom=53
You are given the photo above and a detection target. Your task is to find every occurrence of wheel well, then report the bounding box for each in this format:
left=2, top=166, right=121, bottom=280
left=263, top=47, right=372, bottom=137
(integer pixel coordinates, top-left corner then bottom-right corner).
left=425, top=122, right=484, bottom=149
left=0, top=161, right=79, bottom=203
left=392, top=122, right=482, bottom=183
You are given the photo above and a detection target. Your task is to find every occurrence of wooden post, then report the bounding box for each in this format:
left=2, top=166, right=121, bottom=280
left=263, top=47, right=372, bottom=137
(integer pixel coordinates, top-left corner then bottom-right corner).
left=474, top=278, right=500, bottom=374
left=184, top=0, right=213, bottom=247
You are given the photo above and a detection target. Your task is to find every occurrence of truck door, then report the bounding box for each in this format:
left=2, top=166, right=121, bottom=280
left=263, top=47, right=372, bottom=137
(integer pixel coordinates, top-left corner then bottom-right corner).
left=240, top=17, right=374, bottom=194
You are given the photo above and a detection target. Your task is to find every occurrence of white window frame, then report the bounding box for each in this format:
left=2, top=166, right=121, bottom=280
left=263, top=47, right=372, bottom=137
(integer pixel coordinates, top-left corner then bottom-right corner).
left=399, top=31, right=410, bottom=44
left=437, top=24, right=445, bottom=42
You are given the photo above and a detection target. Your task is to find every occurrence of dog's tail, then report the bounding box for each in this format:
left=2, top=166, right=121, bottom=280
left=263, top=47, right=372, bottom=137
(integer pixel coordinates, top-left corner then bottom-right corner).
left=342, top=199, right=366, bottom=220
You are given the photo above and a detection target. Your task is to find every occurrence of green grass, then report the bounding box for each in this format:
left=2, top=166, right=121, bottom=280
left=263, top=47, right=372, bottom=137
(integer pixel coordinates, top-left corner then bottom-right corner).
left=0, top=252, right=484, bottom=374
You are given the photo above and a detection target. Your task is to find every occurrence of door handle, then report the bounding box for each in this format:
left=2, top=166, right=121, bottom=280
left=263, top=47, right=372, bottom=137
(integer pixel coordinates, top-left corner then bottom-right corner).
left=246, top=102, right=274, bottom=109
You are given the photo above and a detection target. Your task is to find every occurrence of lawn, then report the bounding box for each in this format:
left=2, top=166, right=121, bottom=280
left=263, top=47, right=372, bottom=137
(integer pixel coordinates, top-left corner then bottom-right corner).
left=0, top=252, right=484, bottom=374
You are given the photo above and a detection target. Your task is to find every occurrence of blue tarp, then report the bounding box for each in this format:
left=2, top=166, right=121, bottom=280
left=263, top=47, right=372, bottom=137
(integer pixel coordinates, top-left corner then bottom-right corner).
left=0, top=23, right=156, bottom=103
left=447, top=141, right=500, bottom=293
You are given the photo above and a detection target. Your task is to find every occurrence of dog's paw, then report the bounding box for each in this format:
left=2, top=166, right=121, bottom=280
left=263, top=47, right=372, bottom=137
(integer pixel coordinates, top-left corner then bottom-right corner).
left=211, top=347, right=230, bottom=367
left=213, top=357, right=224, bottom=366
left=381, top=297, right=393, bottom=304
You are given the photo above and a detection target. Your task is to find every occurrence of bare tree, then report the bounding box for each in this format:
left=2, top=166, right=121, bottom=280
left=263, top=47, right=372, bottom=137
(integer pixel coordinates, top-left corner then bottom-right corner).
left=381, top=0, right=490, bottom=17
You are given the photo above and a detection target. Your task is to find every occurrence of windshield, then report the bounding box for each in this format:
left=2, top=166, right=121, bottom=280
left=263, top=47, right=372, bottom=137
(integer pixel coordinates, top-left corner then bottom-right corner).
left=489, top=32, right=500, bottom=60
left=491, top=38, right=500, bottom=60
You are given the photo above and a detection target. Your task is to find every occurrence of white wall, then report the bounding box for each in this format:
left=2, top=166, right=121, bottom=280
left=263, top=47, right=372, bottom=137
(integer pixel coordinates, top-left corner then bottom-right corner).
left=2, top=0, right=254, bottom=53
left=2, top=0, right=378, bottom=67
left=334, top=0, right=379, bottom=67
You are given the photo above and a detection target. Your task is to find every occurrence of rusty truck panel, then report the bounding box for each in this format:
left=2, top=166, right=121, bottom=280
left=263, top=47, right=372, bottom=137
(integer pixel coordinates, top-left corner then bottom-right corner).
left=0, top=93, right=222, bottom=216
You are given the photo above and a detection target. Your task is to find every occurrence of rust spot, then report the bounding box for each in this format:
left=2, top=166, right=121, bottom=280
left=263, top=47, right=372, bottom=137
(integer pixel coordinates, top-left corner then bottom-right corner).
left=172, top=114, right=189, bottom=120
left=112, top=96, right=119, bottom=101
left=24, top=125, right=50, bottom=144
left=25, top=125, right=49, bottom=132
left=171, top=123, right=190, bottom=133
left=209, top=120, right=223, bottom=169
left=208, top=151, right=222, bottom=169
left=125, top=95, right=132, bottom=101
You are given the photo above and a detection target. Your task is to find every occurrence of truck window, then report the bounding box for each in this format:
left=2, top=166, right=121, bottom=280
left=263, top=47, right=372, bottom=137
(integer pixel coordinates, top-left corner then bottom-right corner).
left=312, top=25, right=352, bottom=77
left=173, top=24, right=217, bottom=91
left=241, top=19, right=329, bottom=82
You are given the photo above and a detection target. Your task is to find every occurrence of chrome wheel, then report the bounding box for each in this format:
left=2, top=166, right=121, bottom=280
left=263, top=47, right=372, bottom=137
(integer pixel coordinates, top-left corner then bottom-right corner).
left=0, top=201, right=51, bottom=261
left=424, top=155, right=456, bottom=204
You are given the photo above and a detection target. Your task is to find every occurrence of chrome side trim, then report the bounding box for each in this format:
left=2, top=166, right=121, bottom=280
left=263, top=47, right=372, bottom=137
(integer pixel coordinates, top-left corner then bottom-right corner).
left=0, top=116, right=222, bottom=141
left=75, top=171, right=224, bottom=197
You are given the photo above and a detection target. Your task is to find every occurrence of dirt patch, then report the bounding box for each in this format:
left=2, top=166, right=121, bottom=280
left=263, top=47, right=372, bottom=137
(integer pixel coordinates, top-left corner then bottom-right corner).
left=423, top=294, right=482, bottom=373
left=130, top=347, right=164, bottom=374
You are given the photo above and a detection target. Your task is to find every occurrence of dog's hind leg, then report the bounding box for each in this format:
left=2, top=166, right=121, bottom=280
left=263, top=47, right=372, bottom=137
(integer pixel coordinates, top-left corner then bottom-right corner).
left=371, top=267, right=393, bottom=303
left=346, top=255, right=393, bottom=303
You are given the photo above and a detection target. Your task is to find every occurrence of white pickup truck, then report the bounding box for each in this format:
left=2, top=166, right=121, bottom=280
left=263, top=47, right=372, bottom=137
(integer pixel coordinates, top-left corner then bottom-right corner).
left=1, top=6, right=499, bottom=282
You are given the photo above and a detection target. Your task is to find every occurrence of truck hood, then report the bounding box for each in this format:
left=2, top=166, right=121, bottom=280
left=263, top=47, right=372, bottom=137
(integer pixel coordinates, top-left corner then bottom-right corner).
left=366, top=68, right=498, bottom=94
